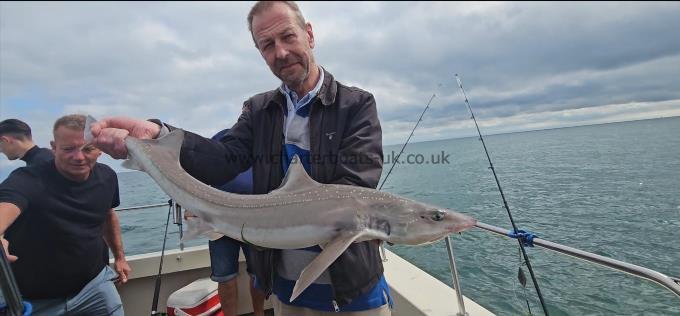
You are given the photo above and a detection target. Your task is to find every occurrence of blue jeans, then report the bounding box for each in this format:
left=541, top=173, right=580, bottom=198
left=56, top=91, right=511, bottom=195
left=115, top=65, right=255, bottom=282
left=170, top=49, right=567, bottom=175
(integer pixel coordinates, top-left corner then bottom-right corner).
left=28, top=265, right=123, bottom=315
left=208, top=236, right=252, bottom=283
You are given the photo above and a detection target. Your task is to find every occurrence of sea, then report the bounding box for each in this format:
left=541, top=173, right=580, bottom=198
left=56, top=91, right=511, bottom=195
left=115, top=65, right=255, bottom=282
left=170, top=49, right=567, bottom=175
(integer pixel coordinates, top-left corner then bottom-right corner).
left=114, top=116, right=680, bottom=316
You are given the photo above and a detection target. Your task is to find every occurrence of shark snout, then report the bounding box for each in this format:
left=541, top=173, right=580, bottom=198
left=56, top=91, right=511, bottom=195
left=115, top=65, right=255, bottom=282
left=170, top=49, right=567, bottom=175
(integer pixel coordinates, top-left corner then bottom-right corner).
left=451, top=218, right=476, bottom=233
left=444, top=210, right=477, bottom=233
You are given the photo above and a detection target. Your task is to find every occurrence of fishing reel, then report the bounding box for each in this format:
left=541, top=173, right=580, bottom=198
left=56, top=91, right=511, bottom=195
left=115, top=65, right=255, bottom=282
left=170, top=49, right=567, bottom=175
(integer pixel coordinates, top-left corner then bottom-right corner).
left=169, top=199, right=184, bottom=251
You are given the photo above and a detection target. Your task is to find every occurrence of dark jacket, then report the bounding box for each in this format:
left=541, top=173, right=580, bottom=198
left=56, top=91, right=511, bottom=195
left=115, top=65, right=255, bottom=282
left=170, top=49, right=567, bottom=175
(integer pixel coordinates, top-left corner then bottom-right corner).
left=174, top=68, right=384, bottom=305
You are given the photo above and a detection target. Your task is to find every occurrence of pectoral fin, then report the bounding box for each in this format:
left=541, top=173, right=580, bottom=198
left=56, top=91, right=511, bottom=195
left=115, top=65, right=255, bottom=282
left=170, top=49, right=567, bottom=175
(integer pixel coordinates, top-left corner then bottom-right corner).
left=290, top=231, right=365, bottom=302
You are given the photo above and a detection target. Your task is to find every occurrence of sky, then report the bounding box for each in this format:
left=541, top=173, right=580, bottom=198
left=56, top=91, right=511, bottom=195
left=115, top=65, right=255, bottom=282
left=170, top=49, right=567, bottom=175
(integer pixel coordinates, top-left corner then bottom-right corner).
left=1, top=1, right=680, bottom=178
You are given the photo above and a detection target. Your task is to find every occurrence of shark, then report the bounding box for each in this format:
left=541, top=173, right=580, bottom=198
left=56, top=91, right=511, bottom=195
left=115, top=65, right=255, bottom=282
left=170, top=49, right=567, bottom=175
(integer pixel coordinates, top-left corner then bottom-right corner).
left=86, top=116, right=476, bottom=301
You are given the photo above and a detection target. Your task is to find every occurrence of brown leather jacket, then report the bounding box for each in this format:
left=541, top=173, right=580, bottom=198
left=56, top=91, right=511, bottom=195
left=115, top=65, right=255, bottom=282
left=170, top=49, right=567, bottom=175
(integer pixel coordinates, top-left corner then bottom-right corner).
left=174, top=68, right=385, bottom=305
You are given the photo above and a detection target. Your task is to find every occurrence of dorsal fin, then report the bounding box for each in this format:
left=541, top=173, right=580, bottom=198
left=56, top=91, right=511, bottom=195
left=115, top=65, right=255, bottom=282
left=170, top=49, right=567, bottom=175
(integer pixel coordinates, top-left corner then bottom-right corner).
left=271, top=155, right=320, bottom=194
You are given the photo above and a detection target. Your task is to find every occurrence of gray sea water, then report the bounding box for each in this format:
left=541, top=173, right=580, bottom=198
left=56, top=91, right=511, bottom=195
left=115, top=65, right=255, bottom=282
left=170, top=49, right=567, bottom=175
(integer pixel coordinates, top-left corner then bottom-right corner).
left=116, top=116, right=680, bottom=316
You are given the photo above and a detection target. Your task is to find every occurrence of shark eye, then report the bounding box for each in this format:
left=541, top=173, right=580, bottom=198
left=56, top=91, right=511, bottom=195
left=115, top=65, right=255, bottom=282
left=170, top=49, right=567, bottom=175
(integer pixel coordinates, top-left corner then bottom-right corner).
left=431, top=211, right=445, bottom=222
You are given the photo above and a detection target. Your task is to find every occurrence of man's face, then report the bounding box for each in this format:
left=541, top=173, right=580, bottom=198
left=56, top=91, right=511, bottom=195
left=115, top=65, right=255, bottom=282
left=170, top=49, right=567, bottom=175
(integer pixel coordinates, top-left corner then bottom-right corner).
left=51, top=127, right=101, bottom=182
left=251, top=2, right=315, bottom=89
left=0, top=136, right=21, bottom=160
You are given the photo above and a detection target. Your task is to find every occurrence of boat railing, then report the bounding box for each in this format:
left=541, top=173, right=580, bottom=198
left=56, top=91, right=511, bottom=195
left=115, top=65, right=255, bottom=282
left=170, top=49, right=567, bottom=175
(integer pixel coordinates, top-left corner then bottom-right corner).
left=117, top=203, right=170, bottom=212
left=473, top=221, right=680, bottom=298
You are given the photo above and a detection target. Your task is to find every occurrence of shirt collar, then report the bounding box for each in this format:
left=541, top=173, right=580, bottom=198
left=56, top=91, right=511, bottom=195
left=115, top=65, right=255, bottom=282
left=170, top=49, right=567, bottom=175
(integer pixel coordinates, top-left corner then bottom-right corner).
left=20, top=145, right=39, bottom=162
left=279, top=65, right=324, bottom=111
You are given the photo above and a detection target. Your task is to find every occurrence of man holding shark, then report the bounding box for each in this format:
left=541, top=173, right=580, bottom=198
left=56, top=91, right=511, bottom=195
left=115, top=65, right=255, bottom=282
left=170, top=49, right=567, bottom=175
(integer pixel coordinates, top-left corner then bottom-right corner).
left=90, top=1, right=393, bottom=314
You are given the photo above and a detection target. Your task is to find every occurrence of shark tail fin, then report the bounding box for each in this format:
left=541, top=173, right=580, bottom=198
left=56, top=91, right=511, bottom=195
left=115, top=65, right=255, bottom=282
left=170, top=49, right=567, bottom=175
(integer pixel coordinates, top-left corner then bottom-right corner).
left=122, top=129, right=185, bottom=172
left=122, top=159, right=144, bottom=171
left=146, top=128, right=185, bottom=161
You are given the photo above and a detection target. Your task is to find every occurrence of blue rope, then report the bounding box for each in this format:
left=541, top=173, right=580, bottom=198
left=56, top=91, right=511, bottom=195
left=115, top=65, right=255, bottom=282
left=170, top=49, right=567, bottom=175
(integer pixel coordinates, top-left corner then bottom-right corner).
left=22, top=301, right=32, bottom=316
left=0, top=301, right=32, bottom=315
left=507, top=229, right=538, bottom=247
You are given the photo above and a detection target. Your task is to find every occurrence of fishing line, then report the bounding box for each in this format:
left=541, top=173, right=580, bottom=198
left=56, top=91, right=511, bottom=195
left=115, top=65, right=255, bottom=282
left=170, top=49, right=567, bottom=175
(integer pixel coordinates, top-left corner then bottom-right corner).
left=455, top=74, right=550, bottom=316
left=150, top=200, right=174, bottom=315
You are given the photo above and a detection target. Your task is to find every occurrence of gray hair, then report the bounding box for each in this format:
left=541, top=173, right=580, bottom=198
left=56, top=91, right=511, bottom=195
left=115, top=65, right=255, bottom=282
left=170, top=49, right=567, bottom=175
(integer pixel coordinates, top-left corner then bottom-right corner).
left=247, top=1, right=306, bottom=47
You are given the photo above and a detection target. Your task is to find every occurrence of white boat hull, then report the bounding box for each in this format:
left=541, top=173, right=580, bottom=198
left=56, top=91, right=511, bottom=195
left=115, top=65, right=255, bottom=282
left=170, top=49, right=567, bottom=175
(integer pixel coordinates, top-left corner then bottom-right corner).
left=114, top=245, right=494, bottom=316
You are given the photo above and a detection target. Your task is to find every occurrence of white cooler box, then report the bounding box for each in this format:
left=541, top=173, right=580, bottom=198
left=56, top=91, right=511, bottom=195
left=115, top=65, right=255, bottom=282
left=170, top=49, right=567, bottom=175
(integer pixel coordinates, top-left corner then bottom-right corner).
left=166, top=278, right=224, bottom=316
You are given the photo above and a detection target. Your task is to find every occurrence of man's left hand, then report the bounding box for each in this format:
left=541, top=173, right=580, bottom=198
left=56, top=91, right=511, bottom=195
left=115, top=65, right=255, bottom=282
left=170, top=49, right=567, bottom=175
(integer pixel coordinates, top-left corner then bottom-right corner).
left=113, top=258, right=132, bottom=284
left=1, top=237, right=17, bottom=262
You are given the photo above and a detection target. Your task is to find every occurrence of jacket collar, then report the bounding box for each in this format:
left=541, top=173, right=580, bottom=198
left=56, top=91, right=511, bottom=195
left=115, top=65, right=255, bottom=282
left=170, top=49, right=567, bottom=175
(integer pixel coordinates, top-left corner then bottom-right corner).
left=317, top=66, right=336, bottom=106
left=265, top=66, right=336, bottom=110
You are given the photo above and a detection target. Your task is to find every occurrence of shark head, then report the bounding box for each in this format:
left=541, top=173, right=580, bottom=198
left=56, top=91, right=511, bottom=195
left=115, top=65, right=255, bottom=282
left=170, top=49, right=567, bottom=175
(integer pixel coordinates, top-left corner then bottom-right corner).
left=373, top=197, right=476, bottom=245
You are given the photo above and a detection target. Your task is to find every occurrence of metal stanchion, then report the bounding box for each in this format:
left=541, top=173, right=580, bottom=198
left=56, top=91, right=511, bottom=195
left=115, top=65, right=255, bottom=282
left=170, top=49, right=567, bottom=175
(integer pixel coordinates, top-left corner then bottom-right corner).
left=445, top=236, right=468, bottom=316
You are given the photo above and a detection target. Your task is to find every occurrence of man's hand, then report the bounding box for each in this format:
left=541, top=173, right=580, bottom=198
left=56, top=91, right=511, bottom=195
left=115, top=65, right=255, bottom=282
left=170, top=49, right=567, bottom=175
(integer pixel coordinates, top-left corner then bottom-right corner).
left=112, top=258, right=132, bottom=284
left=1, top=237, right=17, bottom=262
left=89, top=117, right=162, bottom=159
left=183, top=210, right=197, bottom=220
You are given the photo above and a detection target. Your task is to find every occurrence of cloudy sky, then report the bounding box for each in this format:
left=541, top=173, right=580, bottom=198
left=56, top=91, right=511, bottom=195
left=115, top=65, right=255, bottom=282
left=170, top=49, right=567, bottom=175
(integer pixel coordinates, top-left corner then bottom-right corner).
left=2, top=1, right=680, bottom=177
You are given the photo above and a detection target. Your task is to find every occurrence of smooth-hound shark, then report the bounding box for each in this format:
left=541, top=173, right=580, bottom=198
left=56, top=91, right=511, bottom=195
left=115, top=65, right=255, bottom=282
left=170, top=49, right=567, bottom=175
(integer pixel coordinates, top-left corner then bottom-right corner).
left=86, top=116, right=476, bottom=301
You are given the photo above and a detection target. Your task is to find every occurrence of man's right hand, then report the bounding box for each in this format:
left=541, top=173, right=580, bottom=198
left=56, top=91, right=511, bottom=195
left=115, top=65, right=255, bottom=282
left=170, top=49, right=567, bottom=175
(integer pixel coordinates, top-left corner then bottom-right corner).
left=183, top=210, right=196, bottom=220
left=89, top=117, right=162, bottom=159
left=1, top=237, right=17, bottom=262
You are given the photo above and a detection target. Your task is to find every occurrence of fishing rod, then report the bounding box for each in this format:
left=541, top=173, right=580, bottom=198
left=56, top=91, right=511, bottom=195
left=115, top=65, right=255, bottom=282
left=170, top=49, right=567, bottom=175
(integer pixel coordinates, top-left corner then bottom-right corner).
left=0, top=242, right=30, bottom=316
left=376, top=90, right=472, bottom=316
left=377, top=92, right=436, bottom=262
left=150, top=199, right=174, bottom=315
left=378, top=93, right=436, bottom=191
left=455, top=74, right=550, bottom=316
left=376, top=92, right=435, bottom=263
